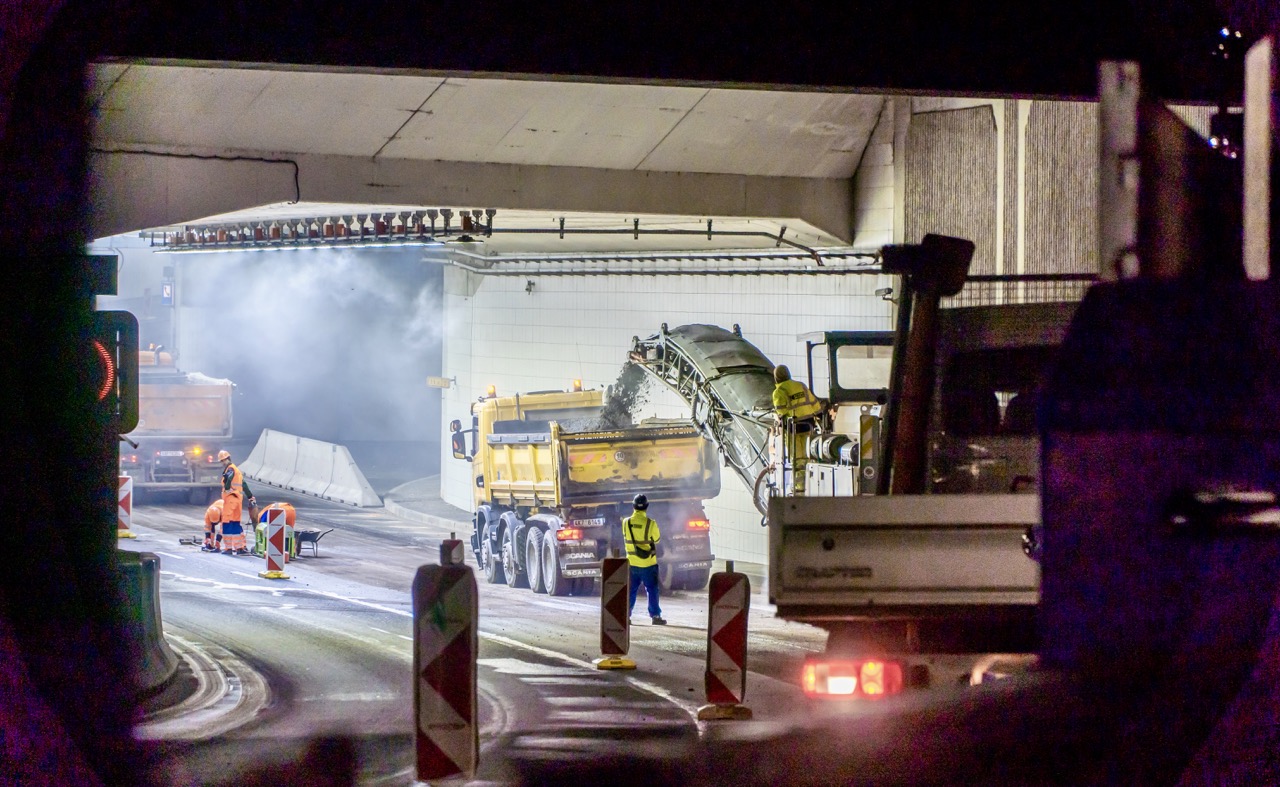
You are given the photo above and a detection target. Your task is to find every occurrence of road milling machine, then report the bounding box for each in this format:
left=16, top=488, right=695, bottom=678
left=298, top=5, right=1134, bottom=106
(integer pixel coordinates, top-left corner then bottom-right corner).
left=450, top=385, right=720, bottom=596
left=628, top=235, right=1093, bottom=697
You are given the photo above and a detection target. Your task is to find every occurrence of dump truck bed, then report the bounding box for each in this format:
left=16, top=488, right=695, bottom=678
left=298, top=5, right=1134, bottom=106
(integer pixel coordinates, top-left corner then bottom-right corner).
left=131, top=375, right=233, bottom=439
left=483, top=422, right=720, bottom=508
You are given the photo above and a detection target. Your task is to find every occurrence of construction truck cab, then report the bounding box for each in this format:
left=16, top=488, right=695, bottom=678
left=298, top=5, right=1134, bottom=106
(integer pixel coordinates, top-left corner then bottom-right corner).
left=119, top=345, right=234, bottom=505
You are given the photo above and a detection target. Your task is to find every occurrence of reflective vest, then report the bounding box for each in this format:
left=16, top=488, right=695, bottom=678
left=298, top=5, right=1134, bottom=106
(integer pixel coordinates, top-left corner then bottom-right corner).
left=622, top=511, right=660, bottom=568
left=222, top=462, right=245, bottom=498
left=773, top=379, right=823, bottom=420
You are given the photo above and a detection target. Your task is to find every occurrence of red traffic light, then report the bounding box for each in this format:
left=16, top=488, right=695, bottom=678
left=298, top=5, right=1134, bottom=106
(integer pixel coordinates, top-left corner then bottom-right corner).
left=89, top=311, right=139, bottom=432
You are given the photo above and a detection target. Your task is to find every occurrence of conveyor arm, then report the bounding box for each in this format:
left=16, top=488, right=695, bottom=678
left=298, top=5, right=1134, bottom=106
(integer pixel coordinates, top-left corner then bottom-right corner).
left=629, top=323, right=778, bottom=513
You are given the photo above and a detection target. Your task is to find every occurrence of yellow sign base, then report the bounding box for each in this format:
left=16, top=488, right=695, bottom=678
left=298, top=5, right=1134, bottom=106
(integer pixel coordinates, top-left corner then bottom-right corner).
left=117, top=530, right=137, bottom=539
left=696, top=703, right=753, bottom=721
left=593, top=655, right=637, bottom=670
left=258, top=570, right=290, bottom=580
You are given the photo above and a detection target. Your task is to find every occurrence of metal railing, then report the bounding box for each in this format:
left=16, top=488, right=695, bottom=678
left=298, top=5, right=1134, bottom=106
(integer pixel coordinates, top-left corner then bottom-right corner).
left=943, top=273, right=1098, bottom=309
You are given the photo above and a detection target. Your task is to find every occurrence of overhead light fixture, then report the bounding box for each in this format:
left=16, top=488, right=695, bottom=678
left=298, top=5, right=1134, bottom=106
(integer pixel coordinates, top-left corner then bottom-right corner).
left=149, top=207, right=498, bottom=253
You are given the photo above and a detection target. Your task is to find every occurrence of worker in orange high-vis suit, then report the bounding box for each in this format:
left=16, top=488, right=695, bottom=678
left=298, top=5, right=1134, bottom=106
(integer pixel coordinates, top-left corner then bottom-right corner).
left=217, top=450, right=257, bottom=555
left=201, top=498, right=224, bottom=552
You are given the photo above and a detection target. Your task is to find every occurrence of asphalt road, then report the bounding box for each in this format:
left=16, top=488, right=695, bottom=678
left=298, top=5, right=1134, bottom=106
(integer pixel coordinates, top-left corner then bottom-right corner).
left=120, top=489, right=833, bottom=784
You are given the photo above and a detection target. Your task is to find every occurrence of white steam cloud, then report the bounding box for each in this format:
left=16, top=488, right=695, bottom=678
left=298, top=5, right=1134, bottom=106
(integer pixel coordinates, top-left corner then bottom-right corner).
left=178, top=248, right=444, bottom=452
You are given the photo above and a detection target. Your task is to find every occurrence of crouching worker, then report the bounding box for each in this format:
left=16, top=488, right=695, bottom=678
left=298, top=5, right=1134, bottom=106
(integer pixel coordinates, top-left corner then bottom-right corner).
left=202, top=498, right=224, bottom=552
left=257, top=502, right=298, bottom=560
left=217, top=450, right=257, bottom=555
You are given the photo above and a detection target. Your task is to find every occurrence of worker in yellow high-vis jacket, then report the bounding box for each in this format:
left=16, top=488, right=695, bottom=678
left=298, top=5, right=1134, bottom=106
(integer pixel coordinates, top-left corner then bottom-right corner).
left=772, top=364, right=825, bottom=494
left=623, top=494, right=666, bottom=625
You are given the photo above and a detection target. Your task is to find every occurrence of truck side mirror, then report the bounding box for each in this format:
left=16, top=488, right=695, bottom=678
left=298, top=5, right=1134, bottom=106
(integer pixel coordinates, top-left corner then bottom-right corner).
left=451, top=431, right=468, bottom=460
left=449, top=419, right=461, bottom=433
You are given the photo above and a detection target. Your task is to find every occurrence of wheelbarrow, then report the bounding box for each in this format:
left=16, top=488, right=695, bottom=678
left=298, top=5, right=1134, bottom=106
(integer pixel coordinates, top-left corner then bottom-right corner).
left=294, top=528, right=334, bottom=557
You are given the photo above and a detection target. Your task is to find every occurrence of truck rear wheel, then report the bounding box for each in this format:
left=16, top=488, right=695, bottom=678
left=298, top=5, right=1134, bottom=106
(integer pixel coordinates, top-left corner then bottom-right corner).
left=542, top=537, right=573, bottom=596
left=659, top=562, right=678, bottom=593
left=501, top=528, right=528, bottom=589
left=481, top=535, right=505, bottom=585
left=525, top=529, right=546, bottom=593
left=680, top=567, right=711, bottom=591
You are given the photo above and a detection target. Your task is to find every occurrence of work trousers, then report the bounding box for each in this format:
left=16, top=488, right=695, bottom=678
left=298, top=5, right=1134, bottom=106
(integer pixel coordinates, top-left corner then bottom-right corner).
left=628, top=564, right=662, bottom=618
left=221, top=520, right=246, bottom=552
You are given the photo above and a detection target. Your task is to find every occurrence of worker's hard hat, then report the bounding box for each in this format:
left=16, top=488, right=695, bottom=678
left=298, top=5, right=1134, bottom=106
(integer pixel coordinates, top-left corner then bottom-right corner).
left=216, top=450, right=231, bottom=462
left=633, top=494, right=648, bottom=510
left=774, top=364, right=791, bottom=383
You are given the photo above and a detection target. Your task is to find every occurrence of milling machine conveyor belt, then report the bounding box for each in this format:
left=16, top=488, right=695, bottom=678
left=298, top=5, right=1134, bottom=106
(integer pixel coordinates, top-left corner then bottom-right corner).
left=629, top=324, right=777, bottom=513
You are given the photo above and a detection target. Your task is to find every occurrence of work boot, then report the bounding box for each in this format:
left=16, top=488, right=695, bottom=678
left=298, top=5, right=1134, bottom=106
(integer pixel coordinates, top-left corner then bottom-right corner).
left=651, top=616, right=667, bottom=625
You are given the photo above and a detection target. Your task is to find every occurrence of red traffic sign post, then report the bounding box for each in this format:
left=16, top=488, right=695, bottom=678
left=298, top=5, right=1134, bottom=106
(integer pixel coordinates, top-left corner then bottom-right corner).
left=698, top=561, right=753, bottom=720
left=117, top=475, right=136, bottom=539
left=594, top=553, right=636, bottom=670
left=413, top=558, right=479, bottom=780
left=257, top=508, right=290, bottom=580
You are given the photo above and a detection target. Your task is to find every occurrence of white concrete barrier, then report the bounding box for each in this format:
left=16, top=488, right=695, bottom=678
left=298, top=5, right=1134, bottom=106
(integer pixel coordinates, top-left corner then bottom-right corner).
left=243, top=429, right=383, bottom=508
left=291, top=437, right=336, bottom=497
left=243, top=429, right=299, bottom=489
left=323, top=445, right=382, bottom=507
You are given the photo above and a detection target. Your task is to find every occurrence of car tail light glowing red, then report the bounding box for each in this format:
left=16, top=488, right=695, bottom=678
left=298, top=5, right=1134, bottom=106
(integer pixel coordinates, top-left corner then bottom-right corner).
left=802, top=657, right=904, bottom=699
left=556, top=527, right=583, bottom=541
left=687, top=519, right=710, bottom=530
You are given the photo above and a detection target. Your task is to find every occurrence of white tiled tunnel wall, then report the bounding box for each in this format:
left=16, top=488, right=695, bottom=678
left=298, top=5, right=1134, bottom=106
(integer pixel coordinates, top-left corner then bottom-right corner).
left=439, top=266, right=895, bottom=564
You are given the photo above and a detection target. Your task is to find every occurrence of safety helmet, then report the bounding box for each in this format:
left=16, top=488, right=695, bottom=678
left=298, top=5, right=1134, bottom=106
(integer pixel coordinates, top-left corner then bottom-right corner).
left=774, top=364, right=791, bottom=383
left=217, top=450, right=231, bottom=462
left=633, top=494, right=648, bottom=510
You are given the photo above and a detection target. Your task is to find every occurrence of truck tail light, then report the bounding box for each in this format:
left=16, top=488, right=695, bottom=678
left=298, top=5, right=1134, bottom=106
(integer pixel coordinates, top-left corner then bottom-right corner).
left=556, top=527, right=583, bottom=541
left=687, top=519, right=710, bottom=531
left=802, top=657, right=904, bottom=699
left=122, top=454, right=139, bottom=464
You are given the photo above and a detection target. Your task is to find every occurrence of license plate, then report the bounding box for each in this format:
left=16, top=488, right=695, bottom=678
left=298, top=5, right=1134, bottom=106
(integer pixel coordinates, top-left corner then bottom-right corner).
left=572, top=517, right=606, bottom=527
left=158, top=450, right=185, bottom=457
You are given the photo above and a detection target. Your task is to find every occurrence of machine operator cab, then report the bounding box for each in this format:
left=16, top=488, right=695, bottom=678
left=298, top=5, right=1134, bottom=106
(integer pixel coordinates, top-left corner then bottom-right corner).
left=766, top=330, right=895, bottom=498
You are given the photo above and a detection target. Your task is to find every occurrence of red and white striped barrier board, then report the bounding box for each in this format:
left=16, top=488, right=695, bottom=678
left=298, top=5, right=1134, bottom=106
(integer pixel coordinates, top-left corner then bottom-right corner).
left=699, top=565, right=753, bottom=720
left=439, top=533, right=465, bottom=567
left=593, top=555, right=635, bottom=669
left=117, top=475, right=136, bottom=538
left=413, top=562, right=478, bottom=780
left=257, top=507, right=289, bottom=580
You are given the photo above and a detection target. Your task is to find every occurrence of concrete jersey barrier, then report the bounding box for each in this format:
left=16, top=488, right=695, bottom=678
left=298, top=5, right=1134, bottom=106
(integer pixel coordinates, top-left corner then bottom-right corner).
left=243, top=429, right=383, bottom=508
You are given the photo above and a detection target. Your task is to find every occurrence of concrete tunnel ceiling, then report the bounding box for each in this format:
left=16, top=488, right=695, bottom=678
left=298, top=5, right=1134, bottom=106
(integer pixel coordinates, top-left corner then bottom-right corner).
left=89, top=62, right=886, bottom=253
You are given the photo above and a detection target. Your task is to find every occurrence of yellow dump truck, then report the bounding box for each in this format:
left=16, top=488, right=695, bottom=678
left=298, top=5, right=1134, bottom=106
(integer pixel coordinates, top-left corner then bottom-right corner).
left=118, top=347, right=234, bottom=505
left=450, top=387, right=720, bottom=595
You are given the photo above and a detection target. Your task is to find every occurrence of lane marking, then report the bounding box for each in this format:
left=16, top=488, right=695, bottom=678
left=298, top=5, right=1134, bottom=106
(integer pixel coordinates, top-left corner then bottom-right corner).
left=154, top=551, right=187, bottom=560
left=479, top=632, right=701, bottom=724
left=158, top=569, right=701, bottom=725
